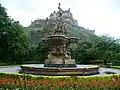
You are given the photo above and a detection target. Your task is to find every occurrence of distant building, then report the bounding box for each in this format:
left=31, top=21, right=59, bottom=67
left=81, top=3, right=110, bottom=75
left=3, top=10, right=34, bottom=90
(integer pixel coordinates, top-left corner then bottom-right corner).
left=28, top=8, right=78, bottom=28
left=49, top=8, right=78, bottom=25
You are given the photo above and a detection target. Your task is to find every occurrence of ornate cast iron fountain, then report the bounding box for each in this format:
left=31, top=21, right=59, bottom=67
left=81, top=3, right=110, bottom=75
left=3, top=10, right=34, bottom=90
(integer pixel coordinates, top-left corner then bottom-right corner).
left=44, top=3, right=78, bottom=67
left=20, top=3, right=99, bottom=75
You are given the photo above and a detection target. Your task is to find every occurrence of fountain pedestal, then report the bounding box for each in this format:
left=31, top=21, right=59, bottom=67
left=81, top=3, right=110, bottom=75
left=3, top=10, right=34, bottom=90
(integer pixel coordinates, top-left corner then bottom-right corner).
left=44, top=35, right=77, bottom=67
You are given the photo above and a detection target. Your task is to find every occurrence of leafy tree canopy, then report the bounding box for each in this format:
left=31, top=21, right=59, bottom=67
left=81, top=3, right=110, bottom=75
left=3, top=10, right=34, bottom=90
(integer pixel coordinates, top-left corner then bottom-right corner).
left=0, top=4, right=29, bottom=64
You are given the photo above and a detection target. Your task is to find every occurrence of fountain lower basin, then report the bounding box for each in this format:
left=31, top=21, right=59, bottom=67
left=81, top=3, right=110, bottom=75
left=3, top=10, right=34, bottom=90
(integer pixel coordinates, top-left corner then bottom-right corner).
left=20, top=64, right=99, bottom=76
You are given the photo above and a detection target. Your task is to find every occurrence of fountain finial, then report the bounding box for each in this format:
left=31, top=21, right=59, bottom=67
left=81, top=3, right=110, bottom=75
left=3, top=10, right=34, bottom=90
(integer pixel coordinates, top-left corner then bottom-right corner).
left=53, top=2, right=65, bottom=35
left=58, top=2, right=63, bottom=16
left=58, top=2, right=61, bottom=9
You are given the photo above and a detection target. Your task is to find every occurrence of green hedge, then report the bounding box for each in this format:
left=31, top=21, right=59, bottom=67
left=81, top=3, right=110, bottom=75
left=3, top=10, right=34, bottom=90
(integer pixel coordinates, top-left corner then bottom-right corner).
left=0, top=72, right=119, bottom=80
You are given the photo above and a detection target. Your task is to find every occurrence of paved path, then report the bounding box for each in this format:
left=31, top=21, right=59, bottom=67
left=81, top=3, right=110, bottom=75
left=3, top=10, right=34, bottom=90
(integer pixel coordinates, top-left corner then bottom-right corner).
left=0, top=66, right=120, bottom=75
left=94, top=67, right=120, bottom=76
left=0, top=66, right=21, bottom=73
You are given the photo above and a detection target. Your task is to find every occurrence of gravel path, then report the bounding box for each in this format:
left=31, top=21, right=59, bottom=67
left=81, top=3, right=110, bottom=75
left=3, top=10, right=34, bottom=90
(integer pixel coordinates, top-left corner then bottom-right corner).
left=0, top=66, right=21, bottom=73
left=94, top=67, right=120, bottom=76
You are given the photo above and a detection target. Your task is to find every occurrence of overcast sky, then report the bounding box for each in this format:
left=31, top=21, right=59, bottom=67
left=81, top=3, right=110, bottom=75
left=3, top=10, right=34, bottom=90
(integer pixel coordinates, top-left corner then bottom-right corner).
left=1, top=0, right=120, bottom=37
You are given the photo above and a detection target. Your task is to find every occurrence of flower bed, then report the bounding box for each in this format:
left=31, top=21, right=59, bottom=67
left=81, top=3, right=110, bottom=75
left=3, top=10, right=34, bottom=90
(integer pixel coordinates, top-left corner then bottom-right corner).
left=0, top=72, right=120, bottom=90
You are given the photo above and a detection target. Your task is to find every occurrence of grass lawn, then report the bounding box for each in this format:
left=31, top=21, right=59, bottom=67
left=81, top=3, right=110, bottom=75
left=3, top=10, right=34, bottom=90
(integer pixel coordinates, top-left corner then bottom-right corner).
left=111, top=66, right=120, bottom=69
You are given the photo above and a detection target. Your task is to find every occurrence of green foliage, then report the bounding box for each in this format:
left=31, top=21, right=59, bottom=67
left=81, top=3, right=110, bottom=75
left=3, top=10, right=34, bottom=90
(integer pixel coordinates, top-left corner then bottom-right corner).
left=0, top=72, right=120, bottom=80
left=0, top=4, right=29, bottom=64
left=69, top=41, right=98, bottom=64
left=36, top=42, right=49, bottom=63
left=69, top=35, right=120, bottom=65
left=112, top=66, right=120, bottom=69
left=24, top=41, right=49, bottom=64
left=94, top=36, right=120, bottom=65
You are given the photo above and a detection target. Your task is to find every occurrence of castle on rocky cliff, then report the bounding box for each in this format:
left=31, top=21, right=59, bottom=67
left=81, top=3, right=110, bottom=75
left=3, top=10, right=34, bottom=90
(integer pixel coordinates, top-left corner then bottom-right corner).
left=28, top=8, right=95, bottom=34
left=29, top=8, right=78, bottom=27
left=49, top=8, right=78, bottom=25
left=26, top=7, right=95, bottom=44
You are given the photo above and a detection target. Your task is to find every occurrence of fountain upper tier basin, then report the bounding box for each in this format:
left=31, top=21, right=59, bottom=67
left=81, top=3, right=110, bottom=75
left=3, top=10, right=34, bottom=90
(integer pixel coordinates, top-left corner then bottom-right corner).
left=45, top=35, right=79, bottom=46
left=20, top=64, right=99, bottom=76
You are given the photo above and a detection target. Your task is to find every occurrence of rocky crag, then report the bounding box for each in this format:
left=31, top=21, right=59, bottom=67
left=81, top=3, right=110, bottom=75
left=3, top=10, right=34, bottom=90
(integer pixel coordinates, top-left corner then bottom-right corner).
left=25, top=8, right=96, bottom=45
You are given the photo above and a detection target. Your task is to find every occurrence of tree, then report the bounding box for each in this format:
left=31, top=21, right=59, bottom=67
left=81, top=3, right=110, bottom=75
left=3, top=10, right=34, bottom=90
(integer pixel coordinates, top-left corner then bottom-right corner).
left=94, top=35, right=120, bottom=65
left=69, top=41, right=94, bottom=64
left=68, top=35, right=120, bottom=65
left=35, top=41, right=49, bottom=63
left=0, top=4, right=29, bottom=64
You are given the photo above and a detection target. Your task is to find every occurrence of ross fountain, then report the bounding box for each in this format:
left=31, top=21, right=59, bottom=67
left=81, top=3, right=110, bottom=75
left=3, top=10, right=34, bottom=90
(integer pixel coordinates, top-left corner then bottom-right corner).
left=20, top=3, right=99, bottom=75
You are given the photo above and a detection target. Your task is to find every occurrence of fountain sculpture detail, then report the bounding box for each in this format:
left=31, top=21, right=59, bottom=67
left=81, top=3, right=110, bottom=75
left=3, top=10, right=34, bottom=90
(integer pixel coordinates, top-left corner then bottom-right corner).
left=44, top=3, right=78, bottom=67
left=20, top=3, right=99, bottom=75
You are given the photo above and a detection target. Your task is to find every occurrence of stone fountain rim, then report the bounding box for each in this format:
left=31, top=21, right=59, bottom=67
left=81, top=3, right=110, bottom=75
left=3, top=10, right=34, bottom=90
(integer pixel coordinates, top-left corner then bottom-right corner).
left=21, top=64, right=99, bottom=69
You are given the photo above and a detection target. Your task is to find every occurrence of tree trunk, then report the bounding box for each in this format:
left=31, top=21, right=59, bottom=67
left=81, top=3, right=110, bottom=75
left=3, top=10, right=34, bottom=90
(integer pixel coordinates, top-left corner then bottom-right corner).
left=104, top=59, right=107, bottom=65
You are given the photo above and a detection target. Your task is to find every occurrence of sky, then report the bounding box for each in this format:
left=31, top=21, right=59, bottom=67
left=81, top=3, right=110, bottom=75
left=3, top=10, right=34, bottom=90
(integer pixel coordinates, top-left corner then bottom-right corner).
left=1, top=0, right=120, bottom=38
